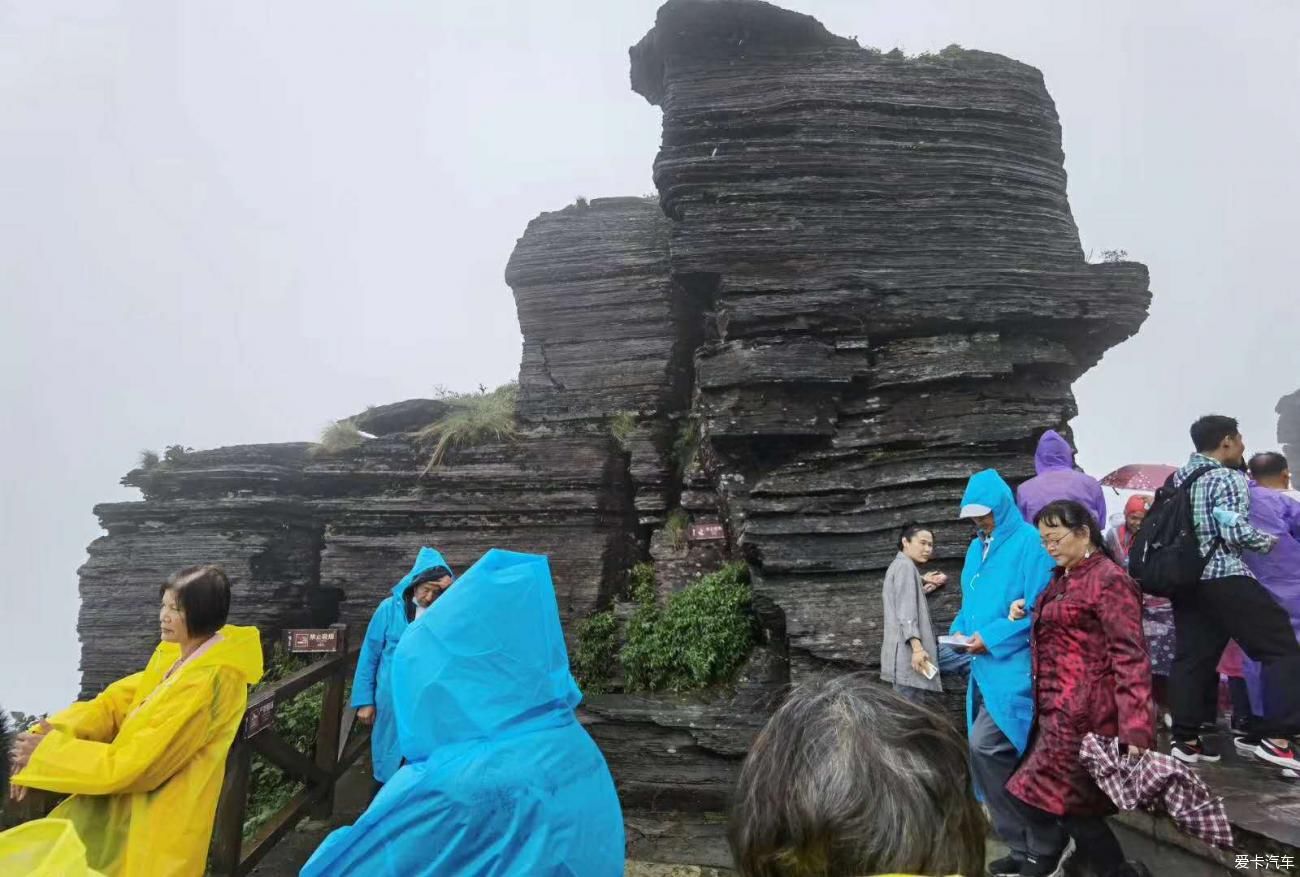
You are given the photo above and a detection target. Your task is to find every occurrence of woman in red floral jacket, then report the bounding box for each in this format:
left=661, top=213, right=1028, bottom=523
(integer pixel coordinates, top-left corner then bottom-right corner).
left=1004, top=499, right=1155, bottom=877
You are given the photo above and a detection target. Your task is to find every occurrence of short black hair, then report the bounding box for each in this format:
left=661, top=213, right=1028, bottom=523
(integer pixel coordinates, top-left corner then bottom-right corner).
left=1190, top=415, right=1239, bottom=453
left=1249, top=451, right=1289, bottom=479
left=410, top=566, right=453, bottom=587
left=160, top=565, right=232, bottom=638
left=1, top=709, right=10, bottom=804
left=897, top=522, right=932, bottom=551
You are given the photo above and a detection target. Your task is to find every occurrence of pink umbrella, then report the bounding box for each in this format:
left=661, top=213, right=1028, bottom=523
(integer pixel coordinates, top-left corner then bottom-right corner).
left=1100, top=464, right=1177, bottom=491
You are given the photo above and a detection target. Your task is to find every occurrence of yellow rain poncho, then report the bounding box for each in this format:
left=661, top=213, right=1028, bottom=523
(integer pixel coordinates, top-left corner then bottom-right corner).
left=11, top=624, right=264, bottom=877
left=0, top=819, right=106, bottom=876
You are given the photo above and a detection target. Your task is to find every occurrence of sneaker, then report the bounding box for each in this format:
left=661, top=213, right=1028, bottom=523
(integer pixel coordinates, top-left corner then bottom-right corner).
left=988, top=853, right=1023, bottom=877
left=1234, top=734, right=1262, bottom=755
left=1171, top=738, right=1221, bottom=764
left=1255, top=739, right=1299, bottom=768
left=1022, top=839, right=1075, bottom=877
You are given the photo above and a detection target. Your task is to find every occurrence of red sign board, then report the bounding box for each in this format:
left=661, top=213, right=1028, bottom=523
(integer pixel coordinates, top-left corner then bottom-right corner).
left=688, top=522, right=726, bottom=542
left=286, top=628, right=342, bottom=654
left=245, top=696, right=276, bottom=738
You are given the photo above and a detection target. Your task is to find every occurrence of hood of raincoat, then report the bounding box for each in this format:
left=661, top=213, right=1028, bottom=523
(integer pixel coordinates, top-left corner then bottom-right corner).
left=1034, top=430, right=1076, bottom=474
left=391, top=549, right=580, bottom=761
left=961, top=469, right=1025, bottom=540
left=154, top=624, right=264, bottom=687
left=390, top=546, right=454, bottom=601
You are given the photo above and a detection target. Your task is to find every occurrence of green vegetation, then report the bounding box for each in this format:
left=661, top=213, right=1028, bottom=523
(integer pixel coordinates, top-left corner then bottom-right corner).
left=163, top=444, right=192, bottom=463
left=663, top=508, right=689, bottom=549
left=609, top=411, right=637, bottom=451
left=571, top=611, right=618, bottom=695
left=242, top=649, right=324, bottom=840
left=414, top=382, right=519, bottom=473
left=671, top=417, right=700, bottom=476
left=138, top=449, right=160, bottom=470
left=315, top=420, right=364, bottom=455
left=573, top=562, right=756, bottom=695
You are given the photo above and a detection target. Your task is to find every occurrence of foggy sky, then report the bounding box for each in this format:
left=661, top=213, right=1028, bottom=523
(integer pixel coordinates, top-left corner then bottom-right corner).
left=2, top=1, right=1297, bottom=713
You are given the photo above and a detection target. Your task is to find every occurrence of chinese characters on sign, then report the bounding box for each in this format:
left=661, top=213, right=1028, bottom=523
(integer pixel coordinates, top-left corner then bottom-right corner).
left=286, top=628, right=341, bottom=654
left=688, top=522, right=726, bottom=542
left=245, top=696, right=276, bottom=738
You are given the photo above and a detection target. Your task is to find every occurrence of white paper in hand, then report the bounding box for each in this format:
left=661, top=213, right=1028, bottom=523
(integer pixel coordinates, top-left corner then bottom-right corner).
left=938, top=634, right=973, bottom=650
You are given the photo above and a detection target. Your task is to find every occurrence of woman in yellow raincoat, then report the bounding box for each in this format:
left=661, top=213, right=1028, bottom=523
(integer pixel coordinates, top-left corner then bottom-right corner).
left=7, top=565, right=263, bottom=876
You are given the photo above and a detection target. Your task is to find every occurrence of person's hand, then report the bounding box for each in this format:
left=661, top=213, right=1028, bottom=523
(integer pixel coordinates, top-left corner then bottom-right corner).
left=9, top=784, right=28, bottom=804
left=911, top=648, right=934, bottom=675
left=1125, top=745, right=1144, bottom=760
left=356, top=706, right=376, bottom=726
left=965, top=633, right=989, bottom=655
left=1008, top=599, right=1027, bottom=622
left=922, top=571, right=948, bottom=594
left=10, top=726, right=49, bottom=774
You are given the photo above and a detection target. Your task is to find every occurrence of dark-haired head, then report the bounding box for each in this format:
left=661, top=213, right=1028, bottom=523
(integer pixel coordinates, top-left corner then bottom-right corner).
left=728, top=674, right=985, bottom=877
left=897, top=523, right=934, bottom=564
left=1, top=709, right=10, bottom=804
left=1249, top=451, right=1290, bottom=489
left=159, top=565, right=231, bottom=644
left=1190, top=415, right=1245, bottom=466
left=1034, top=500, right=1111, bottom=568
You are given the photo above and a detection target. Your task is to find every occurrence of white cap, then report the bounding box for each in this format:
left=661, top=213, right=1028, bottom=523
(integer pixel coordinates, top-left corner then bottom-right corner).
left=959, top=503, right=992, bottom=519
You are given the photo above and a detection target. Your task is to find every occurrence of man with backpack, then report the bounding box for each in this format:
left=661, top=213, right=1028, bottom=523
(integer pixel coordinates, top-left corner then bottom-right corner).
left=1152, top=416, right=1300, bottom=767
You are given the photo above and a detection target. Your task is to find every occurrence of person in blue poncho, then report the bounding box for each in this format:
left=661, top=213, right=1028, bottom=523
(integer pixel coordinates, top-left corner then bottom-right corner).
left=303, top=548, right=625, bottom=877
left=949, top=470, right=1058, bottom=877
left=352, top=547, right=455, bottom=789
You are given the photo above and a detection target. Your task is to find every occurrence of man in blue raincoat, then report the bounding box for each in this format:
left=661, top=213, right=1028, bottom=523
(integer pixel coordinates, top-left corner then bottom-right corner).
left=352, top=547, right=454, bottom=788
left=949, top=470, right=1057, bottom=877
left=303, top=549, right=624, bottom=877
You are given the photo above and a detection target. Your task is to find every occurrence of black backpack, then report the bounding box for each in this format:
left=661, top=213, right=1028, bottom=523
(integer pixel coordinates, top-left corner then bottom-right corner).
left=1128, top=466, right=1219, bottom=597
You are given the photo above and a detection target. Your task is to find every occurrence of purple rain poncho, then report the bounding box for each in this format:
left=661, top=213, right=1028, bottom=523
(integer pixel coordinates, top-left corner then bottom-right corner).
left=1016, top=430, right=1109, bottom=529
left=1241, top=486, right=1300, bottom=716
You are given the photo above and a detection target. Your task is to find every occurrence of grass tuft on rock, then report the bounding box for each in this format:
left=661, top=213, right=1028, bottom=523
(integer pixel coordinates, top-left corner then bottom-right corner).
left=414, top=382, right=519, bottom=473
left=315, top=420, right=364, bottom=456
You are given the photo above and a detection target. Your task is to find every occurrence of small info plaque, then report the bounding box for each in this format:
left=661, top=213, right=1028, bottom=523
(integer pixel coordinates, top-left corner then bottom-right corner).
left=688, top=522, right=726, bottom=542
left=286, top=628, right=341, bottom=654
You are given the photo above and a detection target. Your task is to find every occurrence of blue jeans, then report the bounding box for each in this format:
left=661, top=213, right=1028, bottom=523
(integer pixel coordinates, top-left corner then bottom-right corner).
left=937, top=642, right=972, bottom=676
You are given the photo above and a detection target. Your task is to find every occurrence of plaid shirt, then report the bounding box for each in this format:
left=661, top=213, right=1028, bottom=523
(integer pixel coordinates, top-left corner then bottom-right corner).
left=1173, top=454, right=1277, bottom=580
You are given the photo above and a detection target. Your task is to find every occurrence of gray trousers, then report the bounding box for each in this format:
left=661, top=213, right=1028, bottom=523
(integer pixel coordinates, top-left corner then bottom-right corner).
left=968, top=680, right=1062, bottom=859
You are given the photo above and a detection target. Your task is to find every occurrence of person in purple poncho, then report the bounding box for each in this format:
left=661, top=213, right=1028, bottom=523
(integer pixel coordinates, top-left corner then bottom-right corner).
left=1233, top=451, right=1300, bottom=754
left=1017, top=430, right=1109, bottom=529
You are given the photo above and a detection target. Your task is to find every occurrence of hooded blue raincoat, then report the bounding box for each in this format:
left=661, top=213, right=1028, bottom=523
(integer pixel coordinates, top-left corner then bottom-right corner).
left=303, top=548, right=624, bottom=877
left=351, top=547, right=453, bottom=783
left=952, top=470, right=1055, bottom=755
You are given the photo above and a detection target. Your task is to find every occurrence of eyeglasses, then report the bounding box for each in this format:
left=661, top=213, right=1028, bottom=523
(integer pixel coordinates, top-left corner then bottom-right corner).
left=1040, top=533, right=1072, bottom=549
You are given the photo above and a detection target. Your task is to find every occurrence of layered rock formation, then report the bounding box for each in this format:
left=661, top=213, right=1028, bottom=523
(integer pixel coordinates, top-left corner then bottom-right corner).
left=73, top=0, right=1151, bottom=866
left=1280, top=389, right=1300, bottom=469
left=79, top=432, right=633, bottom=696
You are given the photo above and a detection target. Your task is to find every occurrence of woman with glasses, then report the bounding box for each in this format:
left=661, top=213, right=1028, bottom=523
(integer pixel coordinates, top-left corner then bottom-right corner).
left=1004, top=500, right=1154, bottom=877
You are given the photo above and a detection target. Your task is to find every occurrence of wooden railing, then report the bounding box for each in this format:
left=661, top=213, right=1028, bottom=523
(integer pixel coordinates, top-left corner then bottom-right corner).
left=208, top=624, right=371, bottom=877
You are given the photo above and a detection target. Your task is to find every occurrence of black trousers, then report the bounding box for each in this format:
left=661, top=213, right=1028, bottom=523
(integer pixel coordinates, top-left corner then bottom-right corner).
left=1170, top=575, right=1300, bottom=739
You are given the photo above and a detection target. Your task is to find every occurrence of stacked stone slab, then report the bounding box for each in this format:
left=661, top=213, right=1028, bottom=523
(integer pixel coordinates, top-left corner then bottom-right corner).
left=629, top=0, right=1149, bottom=684
left=1280, top=389, right=1300, bottom=470
left=78, top=428, right=633, bottom=698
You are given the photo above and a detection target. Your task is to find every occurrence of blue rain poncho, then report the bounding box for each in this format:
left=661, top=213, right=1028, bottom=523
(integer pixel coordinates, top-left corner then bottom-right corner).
left=351, top=547, right=453, bottom=783
left=951, top=469, right=1055, bottom=754
left=303, top=549, right=625, bottom=877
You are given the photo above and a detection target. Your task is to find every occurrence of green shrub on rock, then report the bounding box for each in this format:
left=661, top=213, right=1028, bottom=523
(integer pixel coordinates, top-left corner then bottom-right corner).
left=621, top=562, right=755, bottom=693
left=572, top=610, right=618, bottom=695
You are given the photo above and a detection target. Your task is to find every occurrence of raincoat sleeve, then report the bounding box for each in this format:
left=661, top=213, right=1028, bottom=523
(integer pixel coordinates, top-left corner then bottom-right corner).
left=14, top=671, right=230, bottom=796
left=977, top=545, right=1054, bottom=657
left=1098, top=572, right=1155, bottom=749
left=1088, top=482, right=1108, bottom=534
left=351, top=603, right=387, bottom=709
left=42, top=672, right=145, bottom=743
